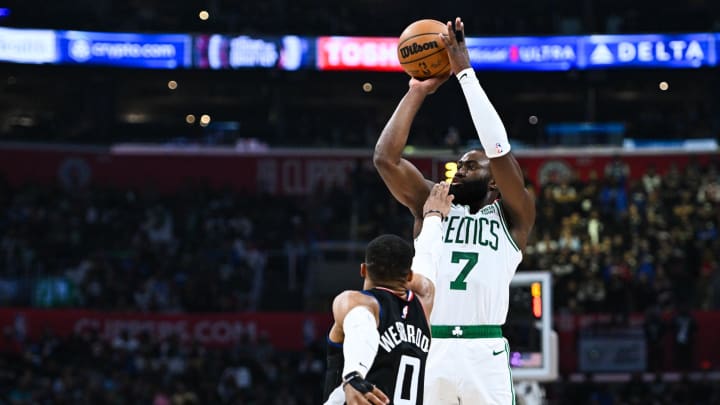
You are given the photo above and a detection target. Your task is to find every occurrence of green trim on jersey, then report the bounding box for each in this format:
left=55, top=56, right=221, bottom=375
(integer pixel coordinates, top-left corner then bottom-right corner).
left=493, top=201, right=520, bottom=252
left=431, top=324, right=503, bottom=339
left=505, top=338, right=516, bottom=405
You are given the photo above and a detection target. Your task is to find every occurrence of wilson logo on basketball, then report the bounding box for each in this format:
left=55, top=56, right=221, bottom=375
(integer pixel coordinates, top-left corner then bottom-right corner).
left=399, top=41, right=439, bottom=58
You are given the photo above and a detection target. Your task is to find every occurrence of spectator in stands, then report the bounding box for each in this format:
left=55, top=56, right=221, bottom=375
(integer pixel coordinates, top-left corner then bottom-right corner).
left=644, top=307, right=667, bottom=371
left=672, top=305, right=698, bottom=370
left=697, top=167, right=720, bottom=204
left=552, top=178, right=579, bottom=218
left=642, top=164, right=663, bottom=194
left=604, top=154, right=630, bottom=185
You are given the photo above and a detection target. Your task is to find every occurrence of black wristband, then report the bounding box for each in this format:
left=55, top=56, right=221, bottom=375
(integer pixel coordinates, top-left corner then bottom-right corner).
left=342, top=371, right=374, bottom=394
left=423, top=209, right=444, bottom=220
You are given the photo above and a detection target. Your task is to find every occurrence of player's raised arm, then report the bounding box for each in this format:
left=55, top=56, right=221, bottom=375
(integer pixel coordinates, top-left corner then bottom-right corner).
left=373, top=75, right=449, bottom=220
left=441, top=17, right=536, bottom=250
left=409, top=182, right=453, bottom=318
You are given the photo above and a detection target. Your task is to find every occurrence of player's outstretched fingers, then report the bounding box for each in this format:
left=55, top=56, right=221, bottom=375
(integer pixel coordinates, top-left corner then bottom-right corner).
left=445, top=21, right=455, bottom=44
left=440, top=181, right=454, bottom=204
left=439, top=181, right=450, bottom=193
left=366, top=386, right=389, bottom=405
left=454, top=17, right=464, bottom=41
left=431, top=182, right=442, bottom=196
left=434, top=181, right=449, bottom=196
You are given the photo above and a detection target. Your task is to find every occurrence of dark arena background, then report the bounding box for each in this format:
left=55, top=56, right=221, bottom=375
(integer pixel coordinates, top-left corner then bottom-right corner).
left=1, top=1, right=720, bottom=404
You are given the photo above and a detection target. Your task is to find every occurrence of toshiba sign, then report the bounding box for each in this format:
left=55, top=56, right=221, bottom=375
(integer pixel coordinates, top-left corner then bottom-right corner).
left=317, top=36, right=403, bottom=71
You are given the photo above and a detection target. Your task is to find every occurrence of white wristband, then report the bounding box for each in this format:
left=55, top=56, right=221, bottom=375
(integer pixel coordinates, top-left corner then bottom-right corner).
left=456, top=67, right=511, bottom=158
left=342, top=306, right=379, bottom=378
left=411, top=215, right=443, bottom=286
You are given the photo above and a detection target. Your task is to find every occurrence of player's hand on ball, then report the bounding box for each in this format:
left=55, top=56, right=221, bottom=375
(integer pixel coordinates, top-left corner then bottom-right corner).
left=409, top=72, right=450, bottom=95
left=440, top=17, right=472, bottom=75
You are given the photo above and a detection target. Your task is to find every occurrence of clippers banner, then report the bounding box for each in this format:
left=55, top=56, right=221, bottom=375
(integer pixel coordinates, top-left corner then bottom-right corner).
left=0, top=308, right=332, bottom=350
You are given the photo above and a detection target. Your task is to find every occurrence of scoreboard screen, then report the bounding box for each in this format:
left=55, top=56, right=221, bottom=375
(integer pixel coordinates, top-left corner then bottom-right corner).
left=504, top=271, right=557, bottom=381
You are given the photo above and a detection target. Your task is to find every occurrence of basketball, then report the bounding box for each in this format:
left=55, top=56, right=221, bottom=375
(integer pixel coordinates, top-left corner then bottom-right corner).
left=397, top=19, right=451, bottom=80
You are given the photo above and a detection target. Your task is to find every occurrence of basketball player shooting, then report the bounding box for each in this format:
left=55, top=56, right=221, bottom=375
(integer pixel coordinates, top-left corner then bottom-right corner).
left=373, top=17, right=536, bottom=404
left=323, top=183, right=454, bottom=405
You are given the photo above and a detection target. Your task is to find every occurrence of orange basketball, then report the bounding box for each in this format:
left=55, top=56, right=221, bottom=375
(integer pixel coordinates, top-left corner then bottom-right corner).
left=397, top=19, right=450, bottom=80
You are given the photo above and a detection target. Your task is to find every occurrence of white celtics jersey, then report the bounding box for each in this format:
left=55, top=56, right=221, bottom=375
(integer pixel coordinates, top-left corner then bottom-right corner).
left=429, top=200, right=522, bottom=326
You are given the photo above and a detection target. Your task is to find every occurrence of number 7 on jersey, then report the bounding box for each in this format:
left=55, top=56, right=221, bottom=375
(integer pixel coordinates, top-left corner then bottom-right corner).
left=449, top=251, right=479, bottom=290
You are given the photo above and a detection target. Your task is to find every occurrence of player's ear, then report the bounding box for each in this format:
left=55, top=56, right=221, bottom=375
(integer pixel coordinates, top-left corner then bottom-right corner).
left=407, top=270, right=414, bottom=282
left=489, top=178, right=498, bottom=191
left=360, top=263, right=368, bottom=278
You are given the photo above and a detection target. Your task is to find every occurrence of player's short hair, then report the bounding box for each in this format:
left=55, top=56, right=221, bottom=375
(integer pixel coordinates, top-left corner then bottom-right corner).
left=364, top=234, right=413, bottom=283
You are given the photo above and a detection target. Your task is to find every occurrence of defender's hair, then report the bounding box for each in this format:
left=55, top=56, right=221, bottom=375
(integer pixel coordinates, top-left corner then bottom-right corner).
left=364, top=234, right=414, bottom=283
